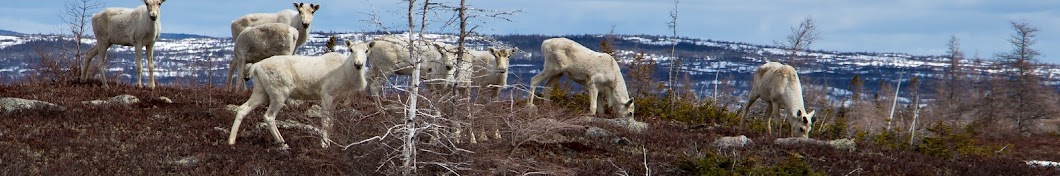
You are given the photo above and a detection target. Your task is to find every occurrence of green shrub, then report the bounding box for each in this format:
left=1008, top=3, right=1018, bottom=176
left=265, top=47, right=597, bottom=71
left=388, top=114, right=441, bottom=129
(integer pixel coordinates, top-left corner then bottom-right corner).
left=634, top=96, right=740, bottom=125
left=677, top=152, right=824, bottom=176
left=916, top=123, right=1001, bottom=158
left=812, top=114, right=848, bottom=139
left=872, top=129, right=910, bottom=150
left=537, top=85, right=741, bottom=125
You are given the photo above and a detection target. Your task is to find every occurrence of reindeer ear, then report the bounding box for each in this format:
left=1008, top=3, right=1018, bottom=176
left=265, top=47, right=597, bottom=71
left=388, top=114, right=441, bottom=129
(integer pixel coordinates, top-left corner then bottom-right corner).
left=433, top=43, right=446, bottom=54
left=294, top=2, right=301, bottom=9
left=625, top=98, right=634, bottom=106
left=489, top=48, right=502, bottom=58
left=312, top=4, right=320, bottom=11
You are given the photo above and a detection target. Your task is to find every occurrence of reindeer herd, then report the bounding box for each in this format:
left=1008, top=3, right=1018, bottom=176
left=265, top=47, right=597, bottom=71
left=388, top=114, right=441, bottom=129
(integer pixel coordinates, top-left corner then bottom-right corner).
left=78, top=1, right=817, bottom=149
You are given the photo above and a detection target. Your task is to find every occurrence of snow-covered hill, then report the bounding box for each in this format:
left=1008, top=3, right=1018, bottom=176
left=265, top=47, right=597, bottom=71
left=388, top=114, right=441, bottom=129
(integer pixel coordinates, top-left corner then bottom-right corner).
left=2, top=31, right=1057, bottom=105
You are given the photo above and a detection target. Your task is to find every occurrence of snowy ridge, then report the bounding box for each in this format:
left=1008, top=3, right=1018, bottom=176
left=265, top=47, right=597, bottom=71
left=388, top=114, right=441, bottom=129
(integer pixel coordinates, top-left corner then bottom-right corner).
left=2, top=31, right=1060, bottom=107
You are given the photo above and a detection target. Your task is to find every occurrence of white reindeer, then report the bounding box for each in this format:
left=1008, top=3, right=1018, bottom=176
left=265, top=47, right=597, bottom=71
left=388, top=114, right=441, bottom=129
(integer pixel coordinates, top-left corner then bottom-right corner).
left=226, top=23, right=300, bottom=89
left=227, top=2, right=320, bottom=88
left=528, top=38, right=634, bottom=119
left=455, top=48, right=514, bottom=98
left=450, top=48, right=513, bottom=143
left=738, top=62, right=816, bottom=138
left=227, top=41, right=369, bottom=149
left=364, top=35, right=458, bottom=97
left=80, top=0, right=166, bottom=88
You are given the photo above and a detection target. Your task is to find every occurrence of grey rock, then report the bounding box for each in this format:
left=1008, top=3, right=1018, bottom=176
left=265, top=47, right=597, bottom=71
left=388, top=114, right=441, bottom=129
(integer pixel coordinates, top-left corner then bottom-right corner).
left=256, top=119, right=322, bottom=135
left=612, top=137, right=631, bottom=145
left=163, top=155, right=201, bottom=169
left=774, top=137, right=825, bottom=145
left=0, top=97, right=64, bottom=113
left=225, top=104, right=240, bottom=114
left=110, top=94, right=139, bottom=104
left=829, top=138, right=857, bottom=152
left=713, top=135, right=752, bottom=149
left=305, top=105, right=326, bottom=118
left=774, top=137, right=857, bottom=151
left=581, top=116, right=649, bottom=133
left=81, top=94, right=140, bottom=106
left=158, top=96, right=173, bottom=103
left=585, top=127, right=613, bottom=138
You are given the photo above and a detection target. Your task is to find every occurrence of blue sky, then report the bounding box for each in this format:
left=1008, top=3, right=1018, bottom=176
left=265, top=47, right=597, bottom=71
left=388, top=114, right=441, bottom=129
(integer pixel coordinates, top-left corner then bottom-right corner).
left=3, top=0, right=1059, bottom=63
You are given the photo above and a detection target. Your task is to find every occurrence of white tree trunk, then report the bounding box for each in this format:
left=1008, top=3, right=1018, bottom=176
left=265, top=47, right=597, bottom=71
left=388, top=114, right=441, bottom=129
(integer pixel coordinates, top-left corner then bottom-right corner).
left=886, top=75, right=902, bottom=131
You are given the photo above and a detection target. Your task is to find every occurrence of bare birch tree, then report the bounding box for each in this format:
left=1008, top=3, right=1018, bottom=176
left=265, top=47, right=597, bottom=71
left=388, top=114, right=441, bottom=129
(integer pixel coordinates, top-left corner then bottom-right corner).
left=60, top=0, right=103, bottom=78
left=775, top=16, right=819, bottom=67
left=667, top=0, right=680, bottom=110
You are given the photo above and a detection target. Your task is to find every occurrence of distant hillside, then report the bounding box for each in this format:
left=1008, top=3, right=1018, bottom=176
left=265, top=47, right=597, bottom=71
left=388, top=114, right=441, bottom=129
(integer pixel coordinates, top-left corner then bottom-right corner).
left=0, top=29, right=21, bottom=36
left=159, top=33, right=216, bottom=40
left=2, top=31, right=1059, bottom=106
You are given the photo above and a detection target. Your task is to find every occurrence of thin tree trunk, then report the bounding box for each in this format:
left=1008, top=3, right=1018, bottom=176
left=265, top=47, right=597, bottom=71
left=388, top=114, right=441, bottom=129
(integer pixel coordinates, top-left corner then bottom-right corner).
left=886, top=75, right=901, bottom=131
left=402, top=1, right=419, bottom=175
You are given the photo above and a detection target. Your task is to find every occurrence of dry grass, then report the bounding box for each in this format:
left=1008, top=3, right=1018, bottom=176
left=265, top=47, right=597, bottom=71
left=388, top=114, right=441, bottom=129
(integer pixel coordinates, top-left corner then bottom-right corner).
left=1, top=80, right=1057, bottom=175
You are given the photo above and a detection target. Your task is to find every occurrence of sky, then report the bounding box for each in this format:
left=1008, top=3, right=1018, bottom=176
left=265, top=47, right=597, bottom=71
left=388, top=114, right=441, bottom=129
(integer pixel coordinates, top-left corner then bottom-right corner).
left=2, top=0, right=1059, bottom=63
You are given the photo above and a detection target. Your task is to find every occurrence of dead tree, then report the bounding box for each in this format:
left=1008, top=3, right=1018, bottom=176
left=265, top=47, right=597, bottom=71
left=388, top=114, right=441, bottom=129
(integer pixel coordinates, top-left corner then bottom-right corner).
left=60, top=0, right=103, bottom=78
left=775, top=16, right=819, bottom=67
left=667, top=0, right=680, bottom=110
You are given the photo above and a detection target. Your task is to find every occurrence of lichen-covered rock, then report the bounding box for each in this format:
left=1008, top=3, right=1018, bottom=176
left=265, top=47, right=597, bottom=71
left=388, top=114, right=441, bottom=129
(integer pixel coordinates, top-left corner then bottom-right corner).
left=829, top=138, right=857, bottom=151
left=82, top=94, right=140, bottom=106
left=305, top=104, right=325, bottom=118
left=714, top=135, right=752, bottom=149
left=158, top=96, right=173, bottom=103
left=256, top=119, right=322, bottom=135
left=225, top=104, right=240, bottom=114
left=0, top=97, right=65, bottom=113
left=580, top=116, right=649, bottom=133
left=162, top=154, right=202, bottom=170
left=775, top=137, right=857, bottom=151
left=585, top=126, right=613, bottom=138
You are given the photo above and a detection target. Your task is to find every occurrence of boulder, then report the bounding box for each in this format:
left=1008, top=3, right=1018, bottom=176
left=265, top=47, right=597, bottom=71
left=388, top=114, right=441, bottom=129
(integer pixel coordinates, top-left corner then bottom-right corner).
left=162, top=154, right=202, bottom=170
left=256, top=119, right=322, bottom=135
left=158, top=96, right=174, bottom=103
left=82, top=94, right=140, bottom=106
left=580, top=116, right=649, bottom=133
left=225, top=104, right=240, bottom=114
left=585, top=126, right=613, bottom=138
left=774, top=137, right=857, bottom=151
left=713, top=135, right=752, bottom=149
left=0, top=97, right=64, bottom=113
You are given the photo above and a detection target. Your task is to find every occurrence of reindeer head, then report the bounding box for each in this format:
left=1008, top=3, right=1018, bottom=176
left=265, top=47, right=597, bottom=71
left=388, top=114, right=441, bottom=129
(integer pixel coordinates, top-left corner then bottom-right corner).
left=143, top=0, right=165, bottom=21
left=488, top=48, right=513, bottom=86
left=621, top=98, right=635, bottom=119
left=488, top=48, right=513, bottom=74
left=795, top=109, right=816, bottom=138
left=345, top=40, right=370, bottom=90
left=293, top=2, right=320, bottom=29
left=431, top=43, right=459, bottom=83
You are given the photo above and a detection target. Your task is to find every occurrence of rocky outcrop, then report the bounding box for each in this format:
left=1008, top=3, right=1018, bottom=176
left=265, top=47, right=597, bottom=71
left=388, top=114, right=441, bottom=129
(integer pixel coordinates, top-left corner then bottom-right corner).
left=579, top=116, right=649, bottom=133
left=774, top=137, right=856, bottom=151
left=82, top=94, right=140, bottom=106
left=714, top=135, right=752, bottom=149
left=0, top=97, right=64, bottom=113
